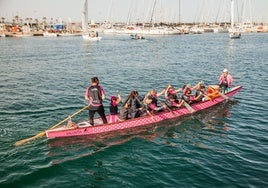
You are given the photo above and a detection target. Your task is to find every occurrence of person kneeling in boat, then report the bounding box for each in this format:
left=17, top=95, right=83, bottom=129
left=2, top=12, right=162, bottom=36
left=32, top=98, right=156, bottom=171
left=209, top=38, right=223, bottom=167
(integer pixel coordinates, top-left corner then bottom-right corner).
left=192, top=81, right=208, bottom=103
left=118, top=90, right=138, bottom=121
left=109, top=93, right=122, bottom=115
left=139, top=95, right=157, bottom=119
left=165, top=85, right=184, bottom=109
left=144, top=88, right=166, bottom=112
left=218, top=69, right=233, bottom=93
left=129, top=90, right=144, bottom=118
left=181, top=84, right=195, bottom=104
left=108, top=93, right=122, bottom=123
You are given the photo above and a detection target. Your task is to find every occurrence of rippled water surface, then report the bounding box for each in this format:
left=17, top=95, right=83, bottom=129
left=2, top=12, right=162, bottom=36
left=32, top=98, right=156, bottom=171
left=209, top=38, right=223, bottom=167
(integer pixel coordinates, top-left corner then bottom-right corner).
left=0, top=33, right=267, bottom=187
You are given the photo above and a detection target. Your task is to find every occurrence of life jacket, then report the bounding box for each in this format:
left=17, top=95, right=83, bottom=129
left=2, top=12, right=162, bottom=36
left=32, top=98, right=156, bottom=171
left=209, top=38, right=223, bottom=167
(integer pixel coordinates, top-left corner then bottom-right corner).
left=118, top=106, right=129, bottom=120
left=182, top=94, right=190, bottom=103
left=129, top=97, right=142, bottom=113
left=87, top=85, right=102, bottom=106
left=110, top=96, right=118, bottom=115
left=138, top=103, right=150, bottom=116
left=182, top=87, right=192, bottom=103
left=219, top=74, right=233, bottom=87
left=207, top=86, right=220, bottom=100
left=148, top=94, right=158, bottom=107
left=109, top=104, right=118, bottom=115
left=194, top=89, right=205, bottom=102
left=168, top=92, right=178, bottom=100
left=166, top=93, right=180, bottom=107
left=223, top=77, right=228, bottom=84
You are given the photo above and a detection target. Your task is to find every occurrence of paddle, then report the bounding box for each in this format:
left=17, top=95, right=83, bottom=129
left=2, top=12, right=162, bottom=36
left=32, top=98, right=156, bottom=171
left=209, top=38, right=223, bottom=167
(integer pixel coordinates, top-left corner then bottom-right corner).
left=165, top=104, right=175, bottom=115
left=161, top=99, right=176, bottom=115
left=157, top=98, right=176, bottom=115
left=183, top=102, right=195, bottom=113
left=137, top=95, right=157, bottom=120
left=146, top=109, right=155, bottom=120
left=171, top=85, right=194, bottom=113
left=14, top=105, right=88, bottom=146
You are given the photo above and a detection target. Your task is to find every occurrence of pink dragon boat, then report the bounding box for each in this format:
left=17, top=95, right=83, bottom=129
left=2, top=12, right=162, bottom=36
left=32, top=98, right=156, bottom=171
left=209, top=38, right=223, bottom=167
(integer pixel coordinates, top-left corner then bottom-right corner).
left=46, top=86, right=242, bottom=139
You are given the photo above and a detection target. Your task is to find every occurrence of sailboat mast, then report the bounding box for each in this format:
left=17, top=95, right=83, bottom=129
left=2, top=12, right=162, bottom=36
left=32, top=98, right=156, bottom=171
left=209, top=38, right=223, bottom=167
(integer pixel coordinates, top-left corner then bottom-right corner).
left=231, top=0, right=234, bottom=29
left=150, top=0, right=157, bottom=27
left=106, top=0, right=113, bottom=23
left=178, top=0, right=181, bottom=24
left=82, top=0, right=88, bottom=34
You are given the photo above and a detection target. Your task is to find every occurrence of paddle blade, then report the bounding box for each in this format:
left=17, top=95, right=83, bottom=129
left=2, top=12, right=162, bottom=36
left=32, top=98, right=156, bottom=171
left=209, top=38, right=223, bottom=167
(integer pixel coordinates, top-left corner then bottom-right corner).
left=184, top=103, right=195, bottom=113
left=14, top=131, right=46, bottom=146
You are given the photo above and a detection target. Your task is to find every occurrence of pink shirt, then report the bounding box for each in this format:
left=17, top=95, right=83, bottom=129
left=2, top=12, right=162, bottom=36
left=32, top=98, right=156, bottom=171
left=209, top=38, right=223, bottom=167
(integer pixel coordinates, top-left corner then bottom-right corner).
left=219, top=74, right=233, bottom=87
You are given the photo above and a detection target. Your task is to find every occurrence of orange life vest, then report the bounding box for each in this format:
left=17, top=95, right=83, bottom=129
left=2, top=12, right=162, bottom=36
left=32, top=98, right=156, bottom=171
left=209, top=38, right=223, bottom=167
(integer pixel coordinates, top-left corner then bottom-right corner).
left=207, top=85, right=220, bottom=100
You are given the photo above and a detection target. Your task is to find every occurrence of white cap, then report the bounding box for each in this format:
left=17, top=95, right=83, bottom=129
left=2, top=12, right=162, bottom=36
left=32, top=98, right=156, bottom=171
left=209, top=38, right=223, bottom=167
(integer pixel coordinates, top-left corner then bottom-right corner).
left=223, top=68, right=228, bottom=73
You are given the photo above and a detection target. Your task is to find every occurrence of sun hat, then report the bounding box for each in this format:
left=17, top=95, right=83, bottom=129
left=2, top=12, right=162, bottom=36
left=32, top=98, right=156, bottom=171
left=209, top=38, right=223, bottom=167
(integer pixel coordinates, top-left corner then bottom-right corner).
left=223, top=69, right=228, bottom=73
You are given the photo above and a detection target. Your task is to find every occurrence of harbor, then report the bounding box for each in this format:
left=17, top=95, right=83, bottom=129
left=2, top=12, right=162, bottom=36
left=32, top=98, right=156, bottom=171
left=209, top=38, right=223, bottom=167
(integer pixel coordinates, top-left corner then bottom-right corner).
left=1, top=0, right=268, bottom=38
left=0, top=20, right=268, bottom=38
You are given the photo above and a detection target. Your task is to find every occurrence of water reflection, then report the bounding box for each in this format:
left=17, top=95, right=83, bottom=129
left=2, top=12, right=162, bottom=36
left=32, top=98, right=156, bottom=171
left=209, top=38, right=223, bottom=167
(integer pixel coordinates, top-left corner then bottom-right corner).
left=152, top=100, right=240, bottom=153
left=200, top=99, right=239, bottom=130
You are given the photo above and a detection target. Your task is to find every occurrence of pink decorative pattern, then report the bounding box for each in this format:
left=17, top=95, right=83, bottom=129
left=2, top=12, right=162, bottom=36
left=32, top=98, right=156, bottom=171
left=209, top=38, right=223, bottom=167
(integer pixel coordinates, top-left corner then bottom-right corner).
left=46, top=86, right=242, bottom=139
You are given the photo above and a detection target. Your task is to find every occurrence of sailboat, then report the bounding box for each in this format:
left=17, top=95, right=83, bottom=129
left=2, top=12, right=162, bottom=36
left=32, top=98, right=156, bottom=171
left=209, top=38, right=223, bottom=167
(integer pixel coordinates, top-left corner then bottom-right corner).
left=229, top=0, right=241, bottom=39
left=82, top=0, right=101, bottom=41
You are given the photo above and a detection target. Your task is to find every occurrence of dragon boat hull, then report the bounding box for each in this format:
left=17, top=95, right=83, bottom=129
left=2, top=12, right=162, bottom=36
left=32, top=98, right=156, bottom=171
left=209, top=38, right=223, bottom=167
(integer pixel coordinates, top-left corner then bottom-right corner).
left=46, top=86, right=242, bottom=139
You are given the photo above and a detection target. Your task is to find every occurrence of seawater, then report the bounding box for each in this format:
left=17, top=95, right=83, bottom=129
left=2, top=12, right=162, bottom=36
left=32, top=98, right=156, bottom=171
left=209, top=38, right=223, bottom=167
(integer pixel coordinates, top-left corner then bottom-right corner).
left=0, top=33, right=267, bottom=188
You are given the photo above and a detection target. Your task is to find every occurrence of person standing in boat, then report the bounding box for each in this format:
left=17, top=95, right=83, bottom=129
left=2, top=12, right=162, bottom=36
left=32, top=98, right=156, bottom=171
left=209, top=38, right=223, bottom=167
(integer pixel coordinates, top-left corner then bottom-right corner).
left=219, top=69, right=233, bottom=93
left=85, top=77, right=108, bottom=125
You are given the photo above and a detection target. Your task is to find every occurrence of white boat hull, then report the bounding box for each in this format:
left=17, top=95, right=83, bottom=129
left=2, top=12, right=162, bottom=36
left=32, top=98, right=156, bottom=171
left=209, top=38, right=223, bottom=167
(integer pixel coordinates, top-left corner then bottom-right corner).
left=58, top=33, right=82, bottom=37
left=82, top=35, right=102, bottom=41
left=43, top=32, right=59, bottom=37
left=229, top=31, right=241, bottom=39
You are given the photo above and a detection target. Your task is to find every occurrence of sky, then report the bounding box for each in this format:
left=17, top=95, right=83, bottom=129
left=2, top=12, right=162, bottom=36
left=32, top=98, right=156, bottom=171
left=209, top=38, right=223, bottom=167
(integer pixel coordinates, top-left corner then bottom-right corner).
left=0, top=0, right=267, bottom=23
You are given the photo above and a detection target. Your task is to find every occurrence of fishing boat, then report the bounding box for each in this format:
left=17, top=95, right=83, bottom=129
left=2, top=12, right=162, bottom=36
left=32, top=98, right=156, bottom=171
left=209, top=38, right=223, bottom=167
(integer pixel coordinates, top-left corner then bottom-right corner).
left=229, top=0, right=241, bottom=39
left=82, top=0, right=101, bottom=41
left=46, top=85, right=242, bottom=139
